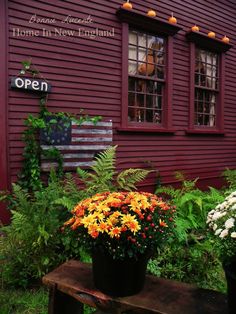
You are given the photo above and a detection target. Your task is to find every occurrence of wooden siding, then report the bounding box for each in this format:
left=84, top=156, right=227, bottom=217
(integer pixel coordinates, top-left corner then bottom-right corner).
left=5, top=0, right=236, bottom=192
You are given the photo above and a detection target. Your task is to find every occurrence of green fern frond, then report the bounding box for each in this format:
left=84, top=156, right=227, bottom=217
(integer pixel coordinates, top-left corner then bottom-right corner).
left=117, top=169, right=151, bottom=191
left=91, top=146, right=116, bottom=177
left=54, top=196, right=75, bottom=211
left=76, top=167, right=89, bottom=181
left=155, top=185, right=181, bottom=199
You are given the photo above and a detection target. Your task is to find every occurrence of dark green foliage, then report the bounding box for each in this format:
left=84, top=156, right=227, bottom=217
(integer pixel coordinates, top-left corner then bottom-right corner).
left=152, top=172, right=227, bottom=292
left=0, top=287, right=48, bottom=314
left=0, top=172, right=86, bottom=288
left=223, top=168, right=236, bottom=192
left=148, top=238, right=226, bottom=292
left=156, top=172, right=224, bottom=242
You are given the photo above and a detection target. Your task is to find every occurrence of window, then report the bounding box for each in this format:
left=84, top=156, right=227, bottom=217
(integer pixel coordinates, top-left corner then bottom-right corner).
left=128, top=30, right=165, bottom=124
left=194, top=48, right=218, bottom=127
left=116, top=8, right=181, bottom=132
left=186, top=30, right=232, bottom=134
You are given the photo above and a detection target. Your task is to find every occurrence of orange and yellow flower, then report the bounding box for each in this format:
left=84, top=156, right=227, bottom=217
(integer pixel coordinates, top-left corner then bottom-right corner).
left=64, top=191, right=175, bottom=259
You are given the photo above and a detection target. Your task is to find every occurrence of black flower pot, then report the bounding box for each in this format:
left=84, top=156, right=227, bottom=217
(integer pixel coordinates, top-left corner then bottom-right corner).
left=223, top=261, right=236, bottom=314
left=92, top=249, right=151, bottom=297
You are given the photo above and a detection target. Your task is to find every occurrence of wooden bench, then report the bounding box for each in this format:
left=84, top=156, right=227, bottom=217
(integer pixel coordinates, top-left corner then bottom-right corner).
left=42, top=260, right=228, bottom=314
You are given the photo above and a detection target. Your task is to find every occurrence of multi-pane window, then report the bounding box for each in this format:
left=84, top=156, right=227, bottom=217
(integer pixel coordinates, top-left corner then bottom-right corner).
left=194, top=48, right=219, bottom=127
left=128, top=30, right=165, bottom=124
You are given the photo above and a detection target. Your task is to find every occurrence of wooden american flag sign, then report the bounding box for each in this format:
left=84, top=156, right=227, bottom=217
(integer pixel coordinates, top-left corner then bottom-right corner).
left=40, top=120, right=113, bottom=171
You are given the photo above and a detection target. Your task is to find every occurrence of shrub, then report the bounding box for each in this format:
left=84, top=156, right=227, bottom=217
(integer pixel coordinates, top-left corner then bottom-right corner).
left=0, top=173, right=84, bottom=287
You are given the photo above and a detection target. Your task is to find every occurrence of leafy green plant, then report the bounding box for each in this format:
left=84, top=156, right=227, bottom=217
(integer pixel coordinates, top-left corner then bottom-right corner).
left=155, top=172, right=224, bottom=242
left=0, top=287, right=48, bottom=314
left=0, top=172, right=87, bottom=288
left=151, top=172, right=226, bottom=292
left=147, top=237, right=226, bottom=292
left=222, top=168, right=236, bottom=192
left=76, top=146, right=152, bottom=196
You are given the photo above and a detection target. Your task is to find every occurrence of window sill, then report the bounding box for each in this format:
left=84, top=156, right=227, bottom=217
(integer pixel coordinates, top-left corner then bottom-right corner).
left=186, top=30, right=233, bottom=52
left=186, top=129, right=225, bottom=136
left=117, top=126, right=175, bottom=134
left=116, top=8, right=182, bottom=36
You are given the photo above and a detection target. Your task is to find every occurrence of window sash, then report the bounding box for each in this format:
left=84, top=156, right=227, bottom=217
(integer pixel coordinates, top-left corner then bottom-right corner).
left=128, top=30, right=166, bottom=125
left=194, top=48, right=219, bottom=128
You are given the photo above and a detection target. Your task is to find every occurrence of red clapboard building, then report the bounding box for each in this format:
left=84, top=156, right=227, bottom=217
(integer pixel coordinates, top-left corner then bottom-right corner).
left=0, top=0, right=236, bottom=223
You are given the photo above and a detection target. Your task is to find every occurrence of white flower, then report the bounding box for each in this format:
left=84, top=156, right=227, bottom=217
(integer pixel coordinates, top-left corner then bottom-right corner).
left=211, top=211, right=226, bottom=221
left=219, top=229, right=229, bottom=238
left=225, top=218, right=235, bottom=229
left=213, top=223, right=218, bottom=231
left=231, top=232, right=236, bottom=238
left=208, top=209, right=216, bottom=215
left=215, top=228, right=222, bottom=236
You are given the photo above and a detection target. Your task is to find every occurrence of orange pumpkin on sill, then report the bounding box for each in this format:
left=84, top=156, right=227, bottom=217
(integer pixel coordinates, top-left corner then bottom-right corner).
left=147, top=10, right=156, bottom=17
left=222, top=35, right=230, bottom=43
left=168, top=13, right=177, bottom=24
left=191, top=25, right=200, bottom=32
left=208, top=31, right=216, bottom=38
left=122, top=1, right=132, bottom=9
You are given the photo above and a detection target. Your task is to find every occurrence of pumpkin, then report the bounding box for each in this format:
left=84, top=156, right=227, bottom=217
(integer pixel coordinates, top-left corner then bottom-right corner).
left=147, top=10, right=156, bottom=17
left=122, top=1, right=132, bottom=9
left=208, top=31, right=216, bottom=38
left=168, top=13, right=177, bottom=24
left=191, top=25, right=200, bottom=32
left=222, top=35, right=230, bottom=43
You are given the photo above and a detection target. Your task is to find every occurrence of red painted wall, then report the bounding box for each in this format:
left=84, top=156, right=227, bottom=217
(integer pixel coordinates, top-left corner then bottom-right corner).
left=0, top=0, right=11, bottom=224
left=1, top=0, right=236, bottom=217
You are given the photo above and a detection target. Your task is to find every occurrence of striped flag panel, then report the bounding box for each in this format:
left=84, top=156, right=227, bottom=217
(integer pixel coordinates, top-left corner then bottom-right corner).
left=40, top=120, right=113, bottom=171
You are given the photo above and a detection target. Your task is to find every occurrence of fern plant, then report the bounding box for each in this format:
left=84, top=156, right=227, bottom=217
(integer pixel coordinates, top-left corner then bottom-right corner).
left=76, top=146, right=151, bottom=195
left=155, top=172, right=224, bottom=242
left=223, top=168, right=236, bottom=192
left=0, top=171, right=87, bottom=288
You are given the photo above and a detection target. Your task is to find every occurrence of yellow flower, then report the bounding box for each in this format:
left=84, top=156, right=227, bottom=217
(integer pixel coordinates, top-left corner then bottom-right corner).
left=81, top=215, right=96, bottom=227
left=98, top=222, right=109, bottom=233
left=128, top=220, right=141, bottom=234
left=96, top=203, right=111, bottom=214
left=109, top=227, right=122, bottom=238
left=121, top=214, right=141, bottom=234
left=121, top=213, right=137, bottom=225
left=93, top=212, right=105, bottom=221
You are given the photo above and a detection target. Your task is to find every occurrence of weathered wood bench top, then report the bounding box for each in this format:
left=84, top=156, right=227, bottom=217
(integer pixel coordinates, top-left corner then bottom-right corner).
left=42, top=259, right=228, bottom=314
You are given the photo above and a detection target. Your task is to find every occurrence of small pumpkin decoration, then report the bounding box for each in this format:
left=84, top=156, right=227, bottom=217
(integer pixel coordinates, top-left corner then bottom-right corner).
left=208, top=31, right=216, bottom=38
left=168, top=13, right=177, bottom=24
left=222, top=35, right=230, bottom=43
left=191, top=25, right=200, bottom=32
left=147, top=9, right=156, bottom=17
left=122, top=0, right=132, bottom=9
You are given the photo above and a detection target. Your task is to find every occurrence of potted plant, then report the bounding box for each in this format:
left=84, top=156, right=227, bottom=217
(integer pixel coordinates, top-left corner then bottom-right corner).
left=64, top=191, right=176, bottom=297
left=206, top=191, right=236, bottom=314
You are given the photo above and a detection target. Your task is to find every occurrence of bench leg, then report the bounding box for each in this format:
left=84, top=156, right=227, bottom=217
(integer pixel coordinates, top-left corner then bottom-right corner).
left=48, top=285, right=84, bottom=314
